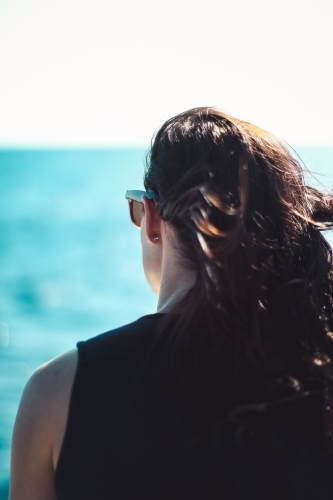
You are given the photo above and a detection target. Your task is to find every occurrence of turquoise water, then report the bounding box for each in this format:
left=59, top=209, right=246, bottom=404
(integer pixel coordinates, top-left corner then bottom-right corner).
left=0, top=147, right=332, bottom=498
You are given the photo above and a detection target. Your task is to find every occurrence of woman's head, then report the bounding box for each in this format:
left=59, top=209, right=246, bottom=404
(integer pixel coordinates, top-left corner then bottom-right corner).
left=145, top=107, right=332, bottom=253
left=144, top=107, right=333, bottom=361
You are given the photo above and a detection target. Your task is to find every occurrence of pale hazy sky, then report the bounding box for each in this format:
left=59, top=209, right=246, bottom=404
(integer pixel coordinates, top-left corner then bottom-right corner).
left=0, top=0, right=332, bottom=146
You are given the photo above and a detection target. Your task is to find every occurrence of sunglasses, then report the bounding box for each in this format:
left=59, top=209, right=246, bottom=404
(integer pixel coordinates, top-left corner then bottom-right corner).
left=125, top=190, right=154, bottom=228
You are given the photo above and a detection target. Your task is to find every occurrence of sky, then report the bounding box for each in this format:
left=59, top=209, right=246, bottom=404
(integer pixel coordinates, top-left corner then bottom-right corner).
left=0, top=0, right=332, bottom=147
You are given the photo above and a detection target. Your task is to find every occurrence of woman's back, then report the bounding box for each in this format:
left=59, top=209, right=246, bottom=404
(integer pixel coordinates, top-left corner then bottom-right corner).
left=55, top=314, right=333, bottom=500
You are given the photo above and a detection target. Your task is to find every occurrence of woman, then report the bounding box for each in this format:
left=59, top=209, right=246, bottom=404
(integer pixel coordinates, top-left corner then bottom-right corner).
left=10, top=108, right=333, bottom=499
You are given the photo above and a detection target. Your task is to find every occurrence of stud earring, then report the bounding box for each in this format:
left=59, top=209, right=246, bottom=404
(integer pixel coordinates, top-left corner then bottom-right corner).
left=153, top=236, right=160, bottom=242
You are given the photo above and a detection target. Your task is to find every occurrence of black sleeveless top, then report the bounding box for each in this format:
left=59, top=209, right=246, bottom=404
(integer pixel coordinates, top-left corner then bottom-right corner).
left=55, top=314, right=333, bottom=500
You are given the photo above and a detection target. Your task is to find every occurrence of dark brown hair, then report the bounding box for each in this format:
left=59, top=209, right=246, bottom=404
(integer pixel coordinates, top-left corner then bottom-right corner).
left=143, top=107, right=333, bottom=454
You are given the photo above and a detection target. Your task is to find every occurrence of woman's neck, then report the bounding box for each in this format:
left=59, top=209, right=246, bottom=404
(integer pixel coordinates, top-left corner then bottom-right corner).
left=156, top=255, right=196, bottom=314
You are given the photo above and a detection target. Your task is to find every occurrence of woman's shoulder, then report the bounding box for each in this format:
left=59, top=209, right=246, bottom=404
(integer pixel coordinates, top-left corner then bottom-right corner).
left=19, top=348, right=78, bottom=460
left=34, top=347, right=78, bottom=387
left=10, top=349, right=78, bottom=499
left=16, top=347, right=78, bottom=420
left=17, top=314, right=162, bottom=427
left=21, top=348, right=78, bottom=423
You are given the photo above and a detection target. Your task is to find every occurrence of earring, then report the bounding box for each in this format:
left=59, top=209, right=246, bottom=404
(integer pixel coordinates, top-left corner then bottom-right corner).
left=153, top=236, right=160, bottom=242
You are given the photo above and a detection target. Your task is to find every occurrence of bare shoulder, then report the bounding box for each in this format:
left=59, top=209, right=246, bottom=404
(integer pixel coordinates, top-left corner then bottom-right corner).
left=32, top=348, right=78, bottom=406
left=27, top=348, right=78, bottom=463
left=16, top=348, right=78, bottom=440
left=10, top=349, right=78, bottom=500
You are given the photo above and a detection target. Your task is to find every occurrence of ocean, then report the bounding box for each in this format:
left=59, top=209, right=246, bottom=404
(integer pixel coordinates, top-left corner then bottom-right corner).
left=0, top=147, right=332, bottom=498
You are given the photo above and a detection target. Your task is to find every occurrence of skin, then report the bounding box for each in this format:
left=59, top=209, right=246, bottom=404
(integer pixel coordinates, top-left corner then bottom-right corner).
left=9, top=197, right=196, bottom=500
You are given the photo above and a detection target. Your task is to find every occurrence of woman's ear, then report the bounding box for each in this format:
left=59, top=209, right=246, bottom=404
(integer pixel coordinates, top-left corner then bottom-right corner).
left=142, top=196, right=161, bottom=244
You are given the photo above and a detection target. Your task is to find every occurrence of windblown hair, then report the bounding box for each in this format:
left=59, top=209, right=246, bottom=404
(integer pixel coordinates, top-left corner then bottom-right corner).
left=143, top=107, right=333, bottom=455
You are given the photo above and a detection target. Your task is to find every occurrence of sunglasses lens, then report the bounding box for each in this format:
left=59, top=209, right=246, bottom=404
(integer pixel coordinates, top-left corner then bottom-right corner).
left=130, top=199, right=144, bottom=227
